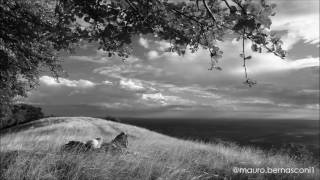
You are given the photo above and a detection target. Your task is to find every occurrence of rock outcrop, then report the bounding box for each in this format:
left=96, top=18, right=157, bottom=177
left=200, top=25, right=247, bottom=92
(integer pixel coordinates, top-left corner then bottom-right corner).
left=85, top=137, right=103, bottom=149
left=100, top=132, right=128, bottom=154
left=61, top=132, right=128, bottom=154
left=61, top=141, right=87, bottom=152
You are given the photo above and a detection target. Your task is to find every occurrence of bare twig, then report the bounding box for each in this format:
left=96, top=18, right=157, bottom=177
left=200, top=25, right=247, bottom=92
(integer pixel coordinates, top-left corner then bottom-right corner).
left=241, top=29, right=257, bottom=87
left=242, top=29, right=248, bottom=80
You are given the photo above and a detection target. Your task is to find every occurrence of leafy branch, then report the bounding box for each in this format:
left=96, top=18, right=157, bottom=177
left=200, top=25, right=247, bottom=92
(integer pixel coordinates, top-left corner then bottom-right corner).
left=1, top=0, right=287, bottom=116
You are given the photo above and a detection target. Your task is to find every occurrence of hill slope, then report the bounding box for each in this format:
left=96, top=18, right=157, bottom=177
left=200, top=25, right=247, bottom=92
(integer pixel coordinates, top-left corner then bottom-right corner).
left=0, top=117, right=318, bottom=180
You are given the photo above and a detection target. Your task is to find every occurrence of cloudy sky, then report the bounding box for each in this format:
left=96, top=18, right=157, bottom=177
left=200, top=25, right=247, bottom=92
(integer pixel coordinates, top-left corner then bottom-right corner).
left=25, top=0, right=319, bottom=119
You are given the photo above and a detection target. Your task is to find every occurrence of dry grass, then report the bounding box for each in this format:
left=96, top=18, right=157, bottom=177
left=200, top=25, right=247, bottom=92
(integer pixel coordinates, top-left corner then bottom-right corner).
left=0, top=117, right=319, bottom=180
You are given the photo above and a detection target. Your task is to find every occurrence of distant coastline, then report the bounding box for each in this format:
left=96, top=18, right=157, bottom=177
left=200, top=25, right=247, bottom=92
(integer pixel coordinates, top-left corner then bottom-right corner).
left=120, top=118, right=320, bottom=161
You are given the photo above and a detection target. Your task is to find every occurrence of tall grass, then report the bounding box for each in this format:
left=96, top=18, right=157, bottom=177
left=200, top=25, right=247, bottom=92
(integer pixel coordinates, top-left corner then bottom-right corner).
left=0, top=117, right=319, bottom=180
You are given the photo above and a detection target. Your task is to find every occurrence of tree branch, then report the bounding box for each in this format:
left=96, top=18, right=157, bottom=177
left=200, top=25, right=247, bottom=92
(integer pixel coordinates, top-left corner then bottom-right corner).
left=232, top=0, right=246, bottom=14
left=169, top=8, right=206, bottom=27
left=246, top=34, right=284, bottom=58
left=124, top=0, right=138, bottom=12
left=124, top=0, right=146, bottom=18
left=222, top=0, right=232, bottom=11
left=173, top=3, right=282, bottom=60
left=202, top=0, right=216, bottom=22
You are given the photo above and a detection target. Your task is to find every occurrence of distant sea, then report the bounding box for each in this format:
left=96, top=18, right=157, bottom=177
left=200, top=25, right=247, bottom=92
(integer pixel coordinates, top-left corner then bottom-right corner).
left=120, top=118, right=320, bottom=160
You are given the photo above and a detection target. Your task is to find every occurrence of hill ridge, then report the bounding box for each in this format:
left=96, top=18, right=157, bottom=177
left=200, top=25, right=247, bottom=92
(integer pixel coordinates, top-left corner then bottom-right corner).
left=0, top=117, right=318, bottom=180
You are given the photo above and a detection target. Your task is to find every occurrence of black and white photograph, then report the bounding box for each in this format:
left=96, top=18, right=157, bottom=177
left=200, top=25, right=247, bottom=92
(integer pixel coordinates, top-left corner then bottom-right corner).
left=0, top=0, right=319, bottom=179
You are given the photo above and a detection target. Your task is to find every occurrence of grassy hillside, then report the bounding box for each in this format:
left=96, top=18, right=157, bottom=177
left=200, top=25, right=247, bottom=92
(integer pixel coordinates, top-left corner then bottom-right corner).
left=0, top=117, right=318, bottom=180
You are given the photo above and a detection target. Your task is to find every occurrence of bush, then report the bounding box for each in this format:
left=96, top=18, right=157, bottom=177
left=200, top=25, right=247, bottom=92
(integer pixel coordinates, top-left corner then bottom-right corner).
left=0, top=104, right=44, bottom=129
left=270, top=143, right=316, bottom=163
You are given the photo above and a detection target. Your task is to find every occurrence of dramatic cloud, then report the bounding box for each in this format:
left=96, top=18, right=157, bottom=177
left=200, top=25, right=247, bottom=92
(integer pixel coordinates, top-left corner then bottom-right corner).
left=231, top=55, right=319, bottom=75
left=271, top=0, right=319, bottom=49
left=141, top=92, right=195, bottom=106
left=272, top=15, right=319, bottom=50
left=40, top=76, right=96, bottom=88
left=139, top=37, right=150, bottom=48
left=120, top=78, right=146, bottom=91
left=23, top=0, right=319, bottom=120
left=147, top=50, right=160, bottom=59
left=102, top=80, right=113, bottom=85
